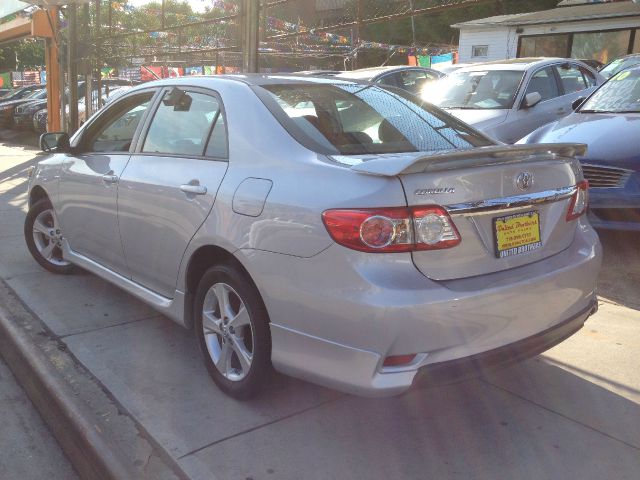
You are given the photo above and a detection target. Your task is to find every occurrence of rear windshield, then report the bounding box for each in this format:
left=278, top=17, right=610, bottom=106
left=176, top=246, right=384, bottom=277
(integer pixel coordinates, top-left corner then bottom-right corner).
left=256, top=83, right=494, bottom=155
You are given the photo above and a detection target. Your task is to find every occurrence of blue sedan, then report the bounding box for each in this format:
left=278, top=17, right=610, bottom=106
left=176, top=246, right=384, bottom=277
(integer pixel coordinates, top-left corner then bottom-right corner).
left=520, top=66, right=640, bottom=231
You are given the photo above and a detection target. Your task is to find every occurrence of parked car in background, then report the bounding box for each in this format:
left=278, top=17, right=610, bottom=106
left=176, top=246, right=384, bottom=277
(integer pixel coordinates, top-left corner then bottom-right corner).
left=579, top=59, right=605, bottom=71
left=0, top=84, right=45, bottom=104
left=33, top=107, right=47, bottom=134
left=520, top=65, right=640, bottom=231
left=423, top=58, right=604, bottom=143
left=31, top=84, right=135, bottom=133
left=26, top=75, right=600, bottom=399
left=293, top=70, right=342, bottom=77
left=13, top=98, right=48, bottom=129
left=336, top=66, right=445, bottom=97
left=599, top=54, right=640, bottom=79
left=0, top=88, right=47, bottom=128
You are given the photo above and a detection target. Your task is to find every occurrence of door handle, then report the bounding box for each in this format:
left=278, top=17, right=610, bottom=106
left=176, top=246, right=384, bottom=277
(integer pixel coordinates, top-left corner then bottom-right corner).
left=180, top=184, right=207, bottom=195
left=102, top=174, right=118, bottom=184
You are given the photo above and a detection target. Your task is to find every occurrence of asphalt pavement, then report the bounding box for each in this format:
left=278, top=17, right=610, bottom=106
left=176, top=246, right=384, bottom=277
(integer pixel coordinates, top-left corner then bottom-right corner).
left=0, top=138, right=639, bottom=480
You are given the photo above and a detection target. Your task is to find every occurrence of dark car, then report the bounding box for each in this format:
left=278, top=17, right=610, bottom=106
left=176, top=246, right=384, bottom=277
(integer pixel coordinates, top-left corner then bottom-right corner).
left=0, top=84, right=45, bottom=104
left=520, top=66, right=640, bottom=231
left=13, top=98, right=48, bottom=129
left=33, top=107, right=47, bottom=134
left=336, top=66, right=445, bottom=97
left=0, top=88, right=47, bottom=128
left=599, top=54, right=640, bottom=79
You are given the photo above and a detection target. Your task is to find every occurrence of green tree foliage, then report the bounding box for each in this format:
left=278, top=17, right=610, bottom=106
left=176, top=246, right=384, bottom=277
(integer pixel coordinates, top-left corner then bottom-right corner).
left=0, top=39, right=45, bottom=71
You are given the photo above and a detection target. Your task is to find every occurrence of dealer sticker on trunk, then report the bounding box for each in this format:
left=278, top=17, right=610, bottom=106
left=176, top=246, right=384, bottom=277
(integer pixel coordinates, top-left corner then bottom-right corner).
left=493, top=211, right=542, bottom=258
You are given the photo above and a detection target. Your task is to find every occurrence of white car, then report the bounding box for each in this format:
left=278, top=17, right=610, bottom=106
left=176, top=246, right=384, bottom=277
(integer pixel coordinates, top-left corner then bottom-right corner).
left=423, top=58, right=604, bottom=144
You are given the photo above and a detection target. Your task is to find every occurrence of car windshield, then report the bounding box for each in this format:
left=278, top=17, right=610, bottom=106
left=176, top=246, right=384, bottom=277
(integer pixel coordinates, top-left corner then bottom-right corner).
left=599, top=57, right=640, bottom=79
left=25, top=89, right=46, bottom=100
left=580, top=68, right=640, bottom=113
left=424, top=70, right=524, bottom=110
left=258, top=83, right=494, bottom=156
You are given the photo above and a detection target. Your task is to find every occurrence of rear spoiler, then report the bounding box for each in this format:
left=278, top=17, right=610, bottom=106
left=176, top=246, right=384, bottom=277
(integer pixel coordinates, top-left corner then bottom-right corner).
left=349, top=143, right=587, bottom=177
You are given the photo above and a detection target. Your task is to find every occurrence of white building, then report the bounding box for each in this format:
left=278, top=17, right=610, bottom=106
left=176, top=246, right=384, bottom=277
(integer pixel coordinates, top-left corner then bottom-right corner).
left=454, top=0, right=640, bottom=64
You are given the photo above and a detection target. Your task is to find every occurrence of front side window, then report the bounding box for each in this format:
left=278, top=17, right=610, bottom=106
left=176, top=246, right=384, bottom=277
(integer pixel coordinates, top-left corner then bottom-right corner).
left=86, top=92, right=154, bottom=153
left=580, top=68, right=640, bottom=113
left=143, top=90, right=223, bottom=157
left=258, top=83, right=494, bottom=156
left=424, top=70, right=524, bottom=110
left=555, top=64, right=588, bottom=94
left=525, top=67, right=560, bottom=102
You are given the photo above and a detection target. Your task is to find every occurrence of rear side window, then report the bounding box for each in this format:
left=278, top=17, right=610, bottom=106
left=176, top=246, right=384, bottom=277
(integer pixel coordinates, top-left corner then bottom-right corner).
left=396, top=70, right=439, bottom=96
left=580, top=67, right=597, bottom=87
left=526, top=67, right=560, bottom=102
left=143, top=90, right=225, bottom=157
left=555, top=64, right=588, bottom=94
left=257, top=83, right=494, bottom=155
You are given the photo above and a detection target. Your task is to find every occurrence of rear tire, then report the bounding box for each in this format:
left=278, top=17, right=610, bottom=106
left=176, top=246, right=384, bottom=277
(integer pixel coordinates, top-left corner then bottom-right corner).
left=194, top=263, right=271, bottom=400
left=24, top=198, right=75, bottom=274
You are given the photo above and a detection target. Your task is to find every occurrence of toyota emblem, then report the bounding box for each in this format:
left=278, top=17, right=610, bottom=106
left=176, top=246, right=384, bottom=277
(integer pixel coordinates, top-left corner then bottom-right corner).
left=516, top=172, right=533, bottom=191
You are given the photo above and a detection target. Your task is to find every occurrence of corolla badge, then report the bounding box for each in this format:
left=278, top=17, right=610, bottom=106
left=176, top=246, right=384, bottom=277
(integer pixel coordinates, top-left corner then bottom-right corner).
left=415, top=187, right=455, bottom=195
left=515, top=172, right=533, bottom=191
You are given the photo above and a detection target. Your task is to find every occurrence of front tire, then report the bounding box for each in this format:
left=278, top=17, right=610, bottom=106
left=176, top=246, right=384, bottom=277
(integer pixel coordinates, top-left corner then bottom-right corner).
left=24, top=198, right=75, bottom=274
left=194, top=264, right=271, bottom=400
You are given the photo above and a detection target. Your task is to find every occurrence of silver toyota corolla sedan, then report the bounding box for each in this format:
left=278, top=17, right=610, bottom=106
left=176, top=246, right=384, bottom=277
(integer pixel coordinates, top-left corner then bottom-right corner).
left=26, top=75, right=601, bottom=399
left=423, top=58, right=604, bottom=144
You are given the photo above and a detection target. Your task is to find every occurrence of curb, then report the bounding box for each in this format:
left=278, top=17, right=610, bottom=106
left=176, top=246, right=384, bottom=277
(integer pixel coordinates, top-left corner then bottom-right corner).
left=0, top=278, right=190, bottom=480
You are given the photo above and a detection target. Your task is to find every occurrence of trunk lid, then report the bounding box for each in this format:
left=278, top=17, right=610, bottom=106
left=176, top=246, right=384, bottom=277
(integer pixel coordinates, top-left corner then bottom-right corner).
left=346, top=144, right=586, bottom=280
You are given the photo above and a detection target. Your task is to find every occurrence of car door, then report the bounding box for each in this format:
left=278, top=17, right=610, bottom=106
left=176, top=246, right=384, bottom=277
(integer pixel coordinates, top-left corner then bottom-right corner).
left=553, top=62, right=595, bottom=112
left=57, top=89, right=157, bottom=275
left=117, top=87, right=229, bottom=297
left=501, top=66, right=563, bottom=143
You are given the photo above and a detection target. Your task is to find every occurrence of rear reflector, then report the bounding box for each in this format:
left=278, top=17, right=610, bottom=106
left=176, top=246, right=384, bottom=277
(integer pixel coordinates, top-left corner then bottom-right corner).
left=383, top=354, right=417, bottom=367
left=566, top=180, right=589, bottom=221
left=322, top=206, right=461, bottom=253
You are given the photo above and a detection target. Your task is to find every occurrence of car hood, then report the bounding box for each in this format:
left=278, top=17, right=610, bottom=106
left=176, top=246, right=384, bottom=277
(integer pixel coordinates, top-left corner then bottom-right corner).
left=522, top=112, right=640, bottom=169
left=442, top=108, right=509, bottom=129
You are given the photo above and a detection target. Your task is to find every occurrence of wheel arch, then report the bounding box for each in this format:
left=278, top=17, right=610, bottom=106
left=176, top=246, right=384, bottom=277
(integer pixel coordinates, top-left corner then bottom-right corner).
left=28, top=185, right=49, bottom=209
left=183, top=245, right=268, bottom=329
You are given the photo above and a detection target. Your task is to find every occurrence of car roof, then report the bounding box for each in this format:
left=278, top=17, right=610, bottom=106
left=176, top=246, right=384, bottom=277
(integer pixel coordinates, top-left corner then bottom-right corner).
left=336, top=66, right=436, bottom=80
left=453, top=57, right=583, bottom=72
left=137, top=74, right=362, bottom=90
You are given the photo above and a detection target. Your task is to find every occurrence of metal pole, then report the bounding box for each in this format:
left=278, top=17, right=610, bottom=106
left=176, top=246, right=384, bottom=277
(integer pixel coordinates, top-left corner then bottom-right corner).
left=354, top=0, right=362, bottom=69
left=409, top=0, right=416, bottom=46
left=45, top=7, right=61, bottom=132
left=83, top=3, right=92, bottom=120
left=95, top=0, right=103, bottom=108
left=68, top=5, right=79, bottom=133
left=241, top=0, right=259, bottom=73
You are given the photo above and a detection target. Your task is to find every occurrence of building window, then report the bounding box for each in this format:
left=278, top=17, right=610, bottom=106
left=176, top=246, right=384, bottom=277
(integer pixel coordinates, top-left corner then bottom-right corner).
left=519, top=34, right=570, bottom=58
left=572, top=30, right=631, bottom=64
left=472, top=45, right=489, bottom=58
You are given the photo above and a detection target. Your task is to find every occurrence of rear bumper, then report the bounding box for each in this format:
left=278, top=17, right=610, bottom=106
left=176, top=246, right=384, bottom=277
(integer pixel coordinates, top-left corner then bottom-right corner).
left=248, top=220, right=601, bottom=397
left=412, top=299, right=596, bottom=388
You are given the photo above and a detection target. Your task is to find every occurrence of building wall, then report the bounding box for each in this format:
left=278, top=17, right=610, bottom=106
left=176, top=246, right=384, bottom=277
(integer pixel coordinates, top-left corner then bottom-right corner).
left=458, top=16, right=640, bottom=63
left=457, top=27, right=514, bottom=62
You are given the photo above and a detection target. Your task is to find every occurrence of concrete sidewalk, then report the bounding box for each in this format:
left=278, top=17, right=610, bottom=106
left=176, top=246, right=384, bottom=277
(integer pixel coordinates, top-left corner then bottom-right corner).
left=1, top=142, right=639, bottom=479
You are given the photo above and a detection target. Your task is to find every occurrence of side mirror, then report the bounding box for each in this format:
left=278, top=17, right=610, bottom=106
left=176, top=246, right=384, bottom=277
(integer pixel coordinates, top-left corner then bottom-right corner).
left=40, top=132, right=71, bottom=153
left=523, top=92, right=542, bottom=109
left=572, top=97, right=586, bottom=110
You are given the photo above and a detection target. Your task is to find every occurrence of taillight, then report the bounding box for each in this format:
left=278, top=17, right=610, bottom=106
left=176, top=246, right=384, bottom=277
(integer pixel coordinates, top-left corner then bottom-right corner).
left=322, top=206, right=461, bottom=253
left=566, top=180, right=589, bottom=221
